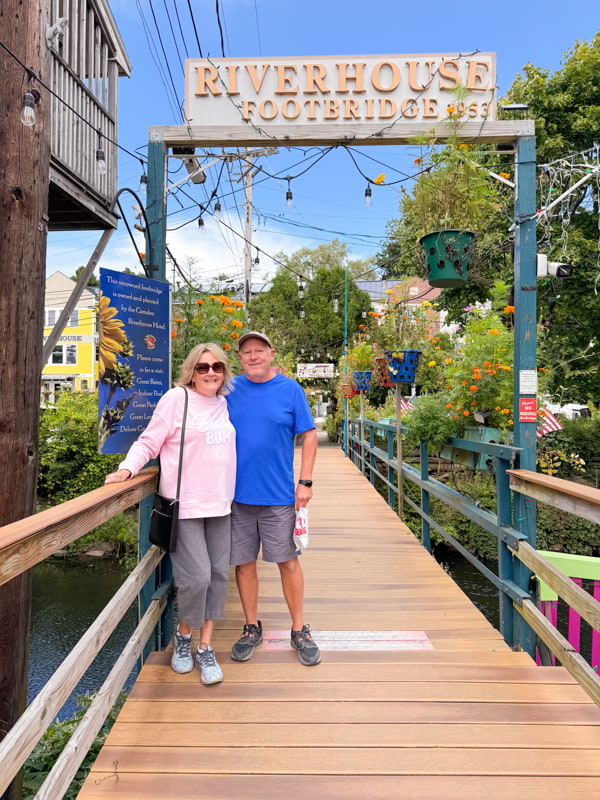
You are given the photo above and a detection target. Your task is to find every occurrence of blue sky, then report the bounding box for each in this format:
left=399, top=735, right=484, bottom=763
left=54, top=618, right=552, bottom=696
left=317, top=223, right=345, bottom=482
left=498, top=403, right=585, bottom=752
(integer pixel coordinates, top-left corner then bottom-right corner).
left=46, top=0, right=597, bottom=287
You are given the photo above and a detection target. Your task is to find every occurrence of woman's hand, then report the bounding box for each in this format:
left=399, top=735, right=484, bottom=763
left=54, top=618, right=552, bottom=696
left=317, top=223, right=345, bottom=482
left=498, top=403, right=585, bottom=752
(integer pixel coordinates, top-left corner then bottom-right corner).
left=105, top=469, right=132, bottom=484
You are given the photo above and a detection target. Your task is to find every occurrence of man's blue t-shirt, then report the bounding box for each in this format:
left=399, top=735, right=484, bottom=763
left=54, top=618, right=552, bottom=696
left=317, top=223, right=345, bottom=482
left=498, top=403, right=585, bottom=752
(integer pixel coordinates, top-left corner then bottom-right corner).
left=226, top=372, right=314, bottom=505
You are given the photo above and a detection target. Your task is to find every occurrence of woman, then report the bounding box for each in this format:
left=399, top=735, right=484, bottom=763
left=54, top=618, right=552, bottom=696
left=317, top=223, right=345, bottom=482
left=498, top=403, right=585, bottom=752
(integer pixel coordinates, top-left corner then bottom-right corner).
left=105, top=343, right=235, bottom=685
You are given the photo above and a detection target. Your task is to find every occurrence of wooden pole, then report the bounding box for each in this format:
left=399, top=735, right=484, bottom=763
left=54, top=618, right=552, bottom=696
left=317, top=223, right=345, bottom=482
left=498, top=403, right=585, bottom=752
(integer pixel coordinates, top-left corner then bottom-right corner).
left=0, top=1, right=51, bottom=797
left=395, top=384, right=404, bottom=518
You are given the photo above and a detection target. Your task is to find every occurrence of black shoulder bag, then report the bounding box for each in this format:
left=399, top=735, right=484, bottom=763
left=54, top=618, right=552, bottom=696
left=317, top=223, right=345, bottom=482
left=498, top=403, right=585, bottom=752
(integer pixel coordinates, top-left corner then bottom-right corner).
left=148, top=387, right=189, bottom=553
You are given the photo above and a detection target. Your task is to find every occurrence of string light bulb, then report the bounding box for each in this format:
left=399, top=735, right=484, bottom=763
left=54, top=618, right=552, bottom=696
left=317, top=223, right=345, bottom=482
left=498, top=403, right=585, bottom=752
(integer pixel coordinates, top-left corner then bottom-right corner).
left=96, top=133, right=106, bottom=175
left=270, top=309, right=274, bottom=324
left=364, top=185, right=372, bottom=206
left=299, top=305, right=305, bottom=319
left=198, top=216, right=205, bottom=233
left=333, top=292, right=339, bottom=313
left=285, top=177, right=293, bottom=209
left=254, top=248, right=260, bottom=265
left=214, top=199, right=222, bottom=216
left=20, top=91, right=37, bottom=127
left=138, top=172, right=148, bottom=197
left=361, top=307, right=367, bottom=319
left=298, top=282, right=305, bottom=300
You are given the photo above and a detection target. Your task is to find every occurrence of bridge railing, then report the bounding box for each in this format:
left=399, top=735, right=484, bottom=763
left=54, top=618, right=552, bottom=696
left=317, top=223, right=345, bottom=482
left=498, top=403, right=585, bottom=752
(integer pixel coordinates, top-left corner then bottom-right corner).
left=0, top=467, right=167, bottom=799
left=347, top=418, right=600, bottom=708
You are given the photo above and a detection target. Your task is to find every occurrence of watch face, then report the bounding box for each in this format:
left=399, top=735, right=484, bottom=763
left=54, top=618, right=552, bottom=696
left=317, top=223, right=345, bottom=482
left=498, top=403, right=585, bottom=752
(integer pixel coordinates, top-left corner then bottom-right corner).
left=299, top=479, right=313, bottom=487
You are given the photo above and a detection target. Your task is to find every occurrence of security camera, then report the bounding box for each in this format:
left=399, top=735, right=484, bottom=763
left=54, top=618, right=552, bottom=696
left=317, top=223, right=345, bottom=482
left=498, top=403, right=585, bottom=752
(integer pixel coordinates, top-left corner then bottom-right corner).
left=536, top=254, right=573, bottom=278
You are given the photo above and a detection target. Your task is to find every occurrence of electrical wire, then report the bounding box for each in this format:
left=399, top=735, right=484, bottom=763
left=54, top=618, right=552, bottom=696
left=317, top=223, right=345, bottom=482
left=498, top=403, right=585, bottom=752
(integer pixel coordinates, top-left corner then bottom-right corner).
left=185, top=0, right=204, bottom=57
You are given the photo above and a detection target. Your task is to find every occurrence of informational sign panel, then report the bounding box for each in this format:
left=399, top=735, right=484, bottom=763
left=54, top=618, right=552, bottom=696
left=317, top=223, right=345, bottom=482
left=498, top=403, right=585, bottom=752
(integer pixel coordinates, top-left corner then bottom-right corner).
left=185, top=54, right=497, bottom=133
left=98, top=269, right=170, bottom=454
left=297, top=363, right=335, bottom=379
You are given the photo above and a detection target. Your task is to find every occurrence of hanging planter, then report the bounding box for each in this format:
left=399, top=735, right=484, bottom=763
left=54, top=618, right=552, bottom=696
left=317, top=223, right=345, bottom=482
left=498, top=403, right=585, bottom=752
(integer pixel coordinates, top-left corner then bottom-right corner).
left=352, top=370, right=372, bottom=391
left=384, top=349, right=421, bottom=384
left=419, top=229, right=475, bottom=288
left=374, top=356, right=394, bottom=388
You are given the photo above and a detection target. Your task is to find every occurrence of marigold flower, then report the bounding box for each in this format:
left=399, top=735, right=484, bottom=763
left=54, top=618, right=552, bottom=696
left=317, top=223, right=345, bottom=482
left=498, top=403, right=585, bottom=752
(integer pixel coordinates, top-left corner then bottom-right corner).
left=471, top=401, right=477, bottom=406
left=414, top=157, right=423, bottom=165
left=503, top=305, right=515, bottom=313
left=385, top=288, right=392, bottom=294
left=469, top=386, right=478, bottom=392
left=445, top=358, right=453, bottom=364
left=501, top=408, right=510, bottom=414
left=233, top=299, right=244, bottom=307
left=463, top=410, right=470, bottom=416
left=447, top=384, right=453, bottom=389
left=461, top=380, right=467, bottom=385
left=499, top=172, right=511, bottom=180
left=539, top=367, right=548, bottom=372
left=174, top=318, right=183, bottom=323
left=209, top=295, right=217, bottom=301
left=447, top=105, right=456, bottom=113
left=427, top=360, right=437, bottom=367
left=231, top=332, right=240, bottom=339
left=196, top=299, right=204, bottom=305
left=445, top=403, right=453, bottom=409
left=483, top=361, right=491, bottom=367
left=488, top=329, right=500, bottom=335
left=223, top=343, right=231, bottom=350
left=224, top=307, right=234, bottom=314
left=496, top=406, right=501, bottom=411
left=231, top=319, right=243, bottom=328
left=171, top=331, right=176, bottom=339
left=508, top=420, right=513, bottom=425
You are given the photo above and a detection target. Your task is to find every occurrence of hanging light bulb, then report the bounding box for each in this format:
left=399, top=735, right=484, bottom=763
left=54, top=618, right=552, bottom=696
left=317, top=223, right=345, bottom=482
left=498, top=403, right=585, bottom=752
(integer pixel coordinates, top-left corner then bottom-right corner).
left=299, top=305, right=305, bottom=319
left=138, top=173, right=148, bottom=197
left=362, top=307, right=367, bottom=319
left=364, top=185, right=372, bottom=207
left=254, top=248, right=260, bottom=265
left=298, top=282, right=305, bottom=300
left=285, top=177, right=293, bottom=209
left=20, top=91, right=37, bottom=127
left=333, top=292, right=339, bottom=313
left=214, top=199, right=222, bottom=216
left=96, top=133, right=107, bottom=175
left=198, top=216, right=205, bottom=233
left=269, top=308, right=274, bottom=324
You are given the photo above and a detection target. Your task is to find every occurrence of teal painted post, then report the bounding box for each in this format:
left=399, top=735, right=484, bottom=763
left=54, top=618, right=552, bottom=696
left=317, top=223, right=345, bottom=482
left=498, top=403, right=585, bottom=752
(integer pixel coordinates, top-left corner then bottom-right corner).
left=387, top=428, right=395, bottom=507
left=141, top=136, right=173, bottom=658
left=342, top=269, right=349, bottom=456
left=369, top=424, right=376, bottom=485
left=420, top=441, right=431, bottom=552
left=512, top=132, right=538, bottom=656
left=496, top=456, right=515, bottom=646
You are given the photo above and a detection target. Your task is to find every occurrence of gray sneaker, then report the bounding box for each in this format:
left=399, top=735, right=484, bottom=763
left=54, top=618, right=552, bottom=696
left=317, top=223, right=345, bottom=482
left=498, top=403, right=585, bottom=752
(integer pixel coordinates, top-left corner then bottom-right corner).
left=291, top=624, right=321, bottom=666
left=171, top=630, right=193, bottom=673
left=195, top=645, right=223, bottom=685
left=231, top=621, right=263, bottom=662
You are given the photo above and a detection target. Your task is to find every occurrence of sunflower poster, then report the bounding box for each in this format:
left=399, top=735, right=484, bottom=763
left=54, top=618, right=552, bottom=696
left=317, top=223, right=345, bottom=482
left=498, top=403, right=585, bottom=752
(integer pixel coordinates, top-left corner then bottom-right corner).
left=98, top=268, right=170, bottom=454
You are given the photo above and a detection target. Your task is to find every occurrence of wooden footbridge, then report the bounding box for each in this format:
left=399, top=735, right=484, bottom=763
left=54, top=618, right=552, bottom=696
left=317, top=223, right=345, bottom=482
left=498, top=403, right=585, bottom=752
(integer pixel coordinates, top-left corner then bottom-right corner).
left=73, top=440, right=600, bottom=799
left=1, top=436, right=600, bottom=798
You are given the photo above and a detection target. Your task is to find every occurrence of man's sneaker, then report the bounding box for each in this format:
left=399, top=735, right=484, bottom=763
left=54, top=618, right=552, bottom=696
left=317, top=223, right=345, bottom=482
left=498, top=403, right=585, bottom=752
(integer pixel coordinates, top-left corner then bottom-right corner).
left=291, top=624, right=321, bottom=666
left=231, top=621, right=263, bottom=662
left=171, top=630, right=194, bottom=673
left=195, top=645, right=224, bottom=685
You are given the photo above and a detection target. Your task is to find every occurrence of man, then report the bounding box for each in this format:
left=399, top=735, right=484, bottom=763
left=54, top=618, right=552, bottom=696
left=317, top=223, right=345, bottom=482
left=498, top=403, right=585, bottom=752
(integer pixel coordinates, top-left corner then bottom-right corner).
left=226, top=331, right=320, bottom=666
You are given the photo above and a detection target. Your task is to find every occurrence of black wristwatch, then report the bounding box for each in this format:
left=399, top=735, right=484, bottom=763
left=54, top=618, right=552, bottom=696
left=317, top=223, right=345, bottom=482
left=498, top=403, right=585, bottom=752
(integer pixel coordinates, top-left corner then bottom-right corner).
left=298, top=479, right=313, bottom=487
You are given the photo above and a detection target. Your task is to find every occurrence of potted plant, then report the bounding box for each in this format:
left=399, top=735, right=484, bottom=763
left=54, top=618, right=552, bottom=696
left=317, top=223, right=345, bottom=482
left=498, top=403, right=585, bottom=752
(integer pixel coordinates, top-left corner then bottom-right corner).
left=407, top=95, right=503, bottom=288
left=345, top=341, right=377, bottom=392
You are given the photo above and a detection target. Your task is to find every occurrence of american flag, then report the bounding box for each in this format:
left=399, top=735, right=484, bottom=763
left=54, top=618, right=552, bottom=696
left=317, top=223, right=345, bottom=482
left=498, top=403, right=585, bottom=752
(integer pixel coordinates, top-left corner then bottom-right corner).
left=399, top=398, right=416, bottom=413
left=536, top=407, right=564, bottom=439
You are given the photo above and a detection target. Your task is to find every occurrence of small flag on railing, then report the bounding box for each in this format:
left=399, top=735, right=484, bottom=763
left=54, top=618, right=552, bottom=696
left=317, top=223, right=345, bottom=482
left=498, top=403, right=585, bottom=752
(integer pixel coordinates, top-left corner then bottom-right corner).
left=537, top=407, right=564, bottom=438
left=399, top=398, right=416, bottom=413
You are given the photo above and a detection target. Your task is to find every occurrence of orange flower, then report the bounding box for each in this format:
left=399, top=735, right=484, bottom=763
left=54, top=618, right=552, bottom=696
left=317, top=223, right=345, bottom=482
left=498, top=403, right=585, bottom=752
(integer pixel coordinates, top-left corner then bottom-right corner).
left=223, top=343, right=231, bottom=350
left=233, top=299, right=244, bottom=307
left=447, top=105, right=456, bottom=114
left=231, top=332, right=240, bottom=339
left=445, top=403, right=453, bottom=409
left=231, top=319, right=243, bottom=328
left=471, top=401, right=477, bottom=406
left=539, top=367, right=548, bottom=372
left=174, top=318, right=183, bottom=323
left=508, top=420, right=513, bottom=425
left=461, top=380, right=467, bottom=386
left=488, top=328, right=500, bottom=335
left=447, top=384, right=453, bottom=389
left=501, top=408, right=510, bottom=415
left=463, top=410, right=470, bottom=416
left=503, top=305, right=515, bottom=313
left=414, top=157, right=423, bottom=165
left=209, top=295, right=217, bottom=301
left=469, top=385, right=478, bottom=392
left=483, top=361, right=491, bottom=368
left=171, top=331, right=176, bottom=339
left=196, top=299, right=204, bottom=305
left=224, top=307, right=234, bottom=314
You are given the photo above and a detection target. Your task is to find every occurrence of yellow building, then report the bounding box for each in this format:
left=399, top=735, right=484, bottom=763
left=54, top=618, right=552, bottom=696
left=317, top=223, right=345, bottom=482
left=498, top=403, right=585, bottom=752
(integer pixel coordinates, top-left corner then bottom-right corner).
left=42, top=272, right=98, bottom=404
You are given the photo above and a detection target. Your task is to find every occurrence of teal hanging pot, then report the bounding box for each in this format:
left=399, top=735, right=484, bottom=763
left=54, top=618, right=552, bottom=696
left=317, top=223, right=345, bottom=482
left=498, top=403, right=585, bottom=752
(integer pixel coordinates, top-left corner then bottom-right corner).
left=419, top=229, right=475, bottom=288
left=384, top=350, right=421, bottom=384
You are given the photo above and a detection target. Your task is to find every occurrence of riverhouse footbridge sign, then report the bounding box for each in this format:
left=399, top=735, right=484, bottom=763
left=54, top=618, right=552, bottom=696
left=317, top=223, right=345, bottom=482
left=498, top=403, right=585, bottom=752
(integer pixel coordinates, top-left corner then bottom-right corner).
left=149, top=52, right=533, bottom=148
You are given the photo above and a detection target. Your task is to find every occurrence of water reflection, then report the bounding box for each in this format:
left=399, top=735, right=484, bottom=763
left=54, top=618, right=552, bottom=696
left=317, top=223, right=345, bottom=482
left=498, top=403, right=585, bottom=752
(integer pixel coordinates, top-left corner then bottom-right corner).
left=29, top=559, right=138, bottom=720
left=436, top=547, right=500, bottom=630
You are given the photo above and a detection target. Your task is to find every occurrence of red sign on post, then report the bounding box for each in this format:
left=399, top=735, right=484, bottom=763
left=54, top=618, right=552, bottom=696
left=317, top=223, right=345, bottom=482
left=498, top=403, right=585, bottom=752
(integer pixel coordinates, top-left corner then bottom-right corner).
left=519, top=397, right=537, bottom=423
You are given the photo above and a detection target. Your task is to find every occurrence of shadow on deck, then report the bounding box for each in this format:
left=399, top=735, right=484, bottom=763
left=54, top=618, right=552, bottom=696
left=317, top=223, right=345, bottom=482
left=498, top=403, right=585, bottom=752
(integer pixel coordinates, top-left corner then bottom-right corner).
left=78, top=440, right=600, bottom=799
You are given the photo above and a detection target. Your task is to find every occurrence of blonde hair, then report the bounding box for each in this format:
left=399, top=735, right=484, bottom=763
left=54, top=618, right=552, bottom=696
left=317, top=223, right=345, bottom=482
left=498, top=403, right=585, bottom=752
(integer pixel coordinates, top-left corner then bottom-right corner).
left=176, top=342, right=233, bottom=395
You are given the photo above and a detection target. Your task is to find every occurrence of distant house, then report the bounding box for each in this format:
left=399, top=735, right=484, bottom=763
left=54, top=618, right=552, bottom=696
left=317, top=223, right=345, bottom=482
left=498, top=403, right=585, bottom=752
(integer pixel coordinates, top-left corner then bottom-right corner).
left=42, top=272, right=98, bottom=404
left=48, top=0, right=131, bottom=231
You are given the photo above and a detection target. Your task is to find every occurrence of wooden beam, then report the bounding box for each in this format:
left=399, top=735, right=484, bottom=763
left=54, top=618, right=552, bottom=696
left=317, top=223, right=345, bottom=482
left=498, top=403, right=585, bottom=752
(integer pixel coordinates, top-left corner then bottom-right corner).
left=508, top=468, right=600, bottom=525
left=518, top=599, right=600, bottom=708
left=0, top=467, right=157, bottom=586
left=510, top=541, right=600, bottom=634
left=149, top=120, right=533, bottom=148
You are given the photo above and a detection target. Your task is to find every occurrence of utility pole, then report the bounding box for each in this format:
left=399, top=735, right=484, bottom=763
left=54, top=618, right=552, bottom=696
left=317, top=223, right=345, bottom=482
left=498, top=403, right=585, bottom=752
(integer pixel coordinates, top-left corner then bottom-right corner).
left=0, top=1, right=51, bottom=797
left=242, top=156, right=255, bottom=308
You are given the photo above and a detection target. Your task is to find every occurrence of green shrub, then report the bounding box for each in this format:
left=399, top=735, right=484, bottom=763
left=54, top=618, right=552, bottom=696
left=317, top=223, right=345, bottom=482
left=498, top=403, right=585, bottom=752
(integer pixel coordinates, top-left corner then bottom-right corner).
left=23, top=692, right=126, bottom=799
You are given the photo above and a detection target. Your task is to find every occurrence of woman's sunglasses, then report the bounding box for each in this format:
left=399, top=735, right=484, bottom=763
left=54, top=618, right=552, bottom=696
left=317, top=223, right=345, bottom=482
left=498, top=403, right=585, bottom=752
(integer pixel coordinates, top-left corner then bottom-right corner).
left=194, top=361, right=225, bottom=374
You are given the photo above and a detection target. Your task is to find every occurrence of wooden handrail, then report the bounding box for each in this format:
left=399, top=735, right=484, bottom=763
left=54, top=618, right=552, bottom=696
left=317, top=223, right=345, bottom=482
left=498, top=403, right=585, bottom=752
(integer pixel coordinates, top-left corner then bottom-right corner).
left=0, top=545, right=163, bottom=796
left=508, top=468, right=600, bottom=524
left=0, top=467, right=158, bottom=587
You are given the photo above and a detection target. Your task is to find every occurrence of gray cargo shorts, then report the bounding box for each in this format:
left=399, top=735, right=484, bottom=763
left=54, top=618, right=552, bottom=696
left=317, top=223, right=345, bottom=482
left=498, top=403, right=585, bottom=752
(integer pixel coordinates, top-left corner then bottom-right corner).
left=230, top=502, right=299, bottom=565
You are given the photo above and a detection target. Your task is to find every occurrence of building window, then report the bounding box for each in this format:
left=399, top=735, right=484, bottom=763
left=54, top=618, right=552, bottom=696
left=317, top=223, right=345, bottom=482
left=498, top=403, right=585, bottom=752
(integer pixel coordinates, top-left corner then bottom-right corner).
left=68, top=310, right=79, bottom=327
left=80, top=379, right=89, bottom=391
left=45, top=309, right=79, bottom=327
left=50, top=344, right=77, bottom=365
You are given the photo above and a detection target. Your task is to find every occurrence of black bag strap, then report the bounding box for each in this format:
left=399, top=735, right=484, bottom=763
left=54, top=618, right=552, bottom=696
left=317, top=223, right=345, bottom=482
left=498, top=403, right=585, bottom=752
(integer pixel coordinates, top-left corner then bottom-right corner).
left=174, top=387, right=189, bottom=501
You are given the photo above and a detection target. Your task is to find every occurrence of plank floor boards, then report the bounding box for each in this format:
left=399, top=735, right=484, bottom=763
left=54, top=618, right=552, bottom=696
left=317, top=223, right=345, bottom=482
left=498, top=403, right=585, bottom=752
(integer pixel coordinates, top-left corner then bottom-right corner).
left=78, top=438, right=600, bottom=799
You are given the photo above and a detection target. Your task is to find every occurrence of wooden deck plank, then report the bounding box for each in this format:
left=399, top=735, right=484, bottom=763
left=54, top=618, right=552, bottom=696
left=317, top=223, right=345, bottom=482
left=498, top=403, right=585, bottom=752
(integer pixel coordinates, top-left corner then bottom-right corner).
left=77, top=439, right=600, bottom=799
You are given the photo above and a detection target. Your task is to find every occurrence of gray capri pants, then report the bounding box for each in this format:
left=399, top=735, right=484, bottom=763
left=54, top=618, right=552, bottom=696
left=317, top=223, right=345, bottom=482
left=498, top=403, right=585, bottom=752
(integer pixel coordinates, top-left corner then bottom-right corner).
left=170, top=515, right=231, bottom=627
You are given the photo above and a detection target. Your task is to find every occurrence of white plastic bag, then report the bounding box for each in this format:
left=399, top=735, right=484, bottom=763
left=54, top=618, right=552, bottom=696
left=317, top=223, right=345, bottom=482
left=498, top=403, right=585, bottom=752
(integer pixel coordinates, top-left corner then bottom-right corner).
left=293, top=507, right=309, bottom=549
